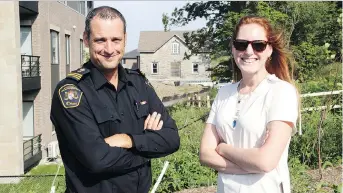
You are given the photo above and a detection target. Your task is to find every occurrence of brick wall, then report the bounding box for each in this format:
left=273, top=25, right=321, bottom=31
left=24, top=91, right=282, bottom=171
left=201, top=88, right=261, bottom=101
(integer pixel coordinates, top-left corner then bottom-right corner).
left=30, top=1, right=86, bottom=155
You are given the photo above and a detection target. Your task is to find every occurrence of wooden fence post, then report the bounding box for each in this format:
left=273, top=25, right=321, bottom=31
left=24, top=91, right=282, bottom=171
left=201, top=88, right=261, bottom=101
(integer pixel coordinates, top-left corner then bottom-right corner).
left=187, top=96, right=191, bottom=107
left=192, top=94, right=197, bottom=107
left=207, top=95, right=210, bottom=108
left=197, top=96, right=202, bottom=107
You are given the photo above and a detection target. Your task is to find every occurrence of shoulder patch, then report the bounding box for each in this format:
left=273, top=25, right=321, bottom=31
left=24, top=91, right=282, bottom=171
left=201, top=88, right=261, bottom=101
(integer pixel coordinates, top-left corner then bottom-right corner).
left=126, top=68, right=154, bottom=89
left=58, top=84, right=83, bottom=108
left=66, top=68, right=90, bottom=82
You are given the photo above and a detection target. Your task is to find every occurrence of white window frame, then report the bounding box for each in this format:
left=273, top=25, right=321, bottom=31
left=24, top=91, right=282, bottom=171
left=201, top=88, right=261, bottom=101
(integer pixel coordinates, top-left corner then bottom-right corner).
left=151, top=62, right=159, bottom=74
left=172, top=42, right=179, bottom=54
left=192, top=63, right=199, bottom=73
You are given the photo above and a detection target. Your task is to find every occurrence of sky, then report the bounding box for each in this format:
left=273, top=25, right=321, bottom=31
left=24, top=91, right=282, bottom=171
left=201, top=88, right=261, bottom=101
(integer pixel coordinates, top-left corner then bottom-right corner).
left=94, top=1, right=207, bottom=53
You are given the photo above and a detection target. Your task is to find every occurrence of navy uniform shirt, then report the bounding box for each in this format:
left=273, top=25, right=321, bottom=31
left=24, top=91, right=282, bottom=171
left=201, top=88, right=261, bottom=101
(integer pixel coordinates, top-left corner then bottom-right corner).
left=50, top=61, right=180, bottom=193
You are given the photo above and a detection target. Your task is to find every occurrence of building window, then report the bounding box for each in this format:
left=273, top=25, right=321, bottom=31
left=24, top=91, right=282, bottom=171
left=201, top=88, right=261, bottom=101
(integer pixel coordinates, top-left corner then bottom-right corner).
left=80, top=1, right=85, bottom=15
left=20, top=26, right=32, bottom=55
left=65, top=35, right=70, bottom=75
left=152, top=62, right=158, bottom=74
left=172, top=42, right=179, bottom=54
left=66, top=1, right=87, bottom=16
left=87, top=2, right=94, bottom=15
left=80, top=39, right=83, bottom=64
left=171, top=62, right=181, bottom=77
left=50, top=30, right=60, bottom=97
left=51, top=31, right=59, bottom=65
left=193, top=63, right=199, bottom=73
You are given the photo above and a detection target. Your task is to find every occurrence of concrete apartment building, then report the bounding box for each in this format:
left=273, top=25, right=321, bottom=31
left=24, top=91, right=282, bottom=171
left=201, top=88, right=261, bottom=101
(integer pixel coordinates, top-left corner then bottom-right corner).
left=0, top=1, right=93, bottom=181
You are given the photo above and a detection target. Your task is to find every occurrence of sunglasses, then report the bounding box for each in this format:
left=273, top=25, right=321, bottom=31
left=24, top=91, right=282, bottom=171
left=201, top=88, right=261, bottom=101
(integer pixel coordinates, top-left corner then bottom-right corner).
left=233, top=40, right=269, bottom=52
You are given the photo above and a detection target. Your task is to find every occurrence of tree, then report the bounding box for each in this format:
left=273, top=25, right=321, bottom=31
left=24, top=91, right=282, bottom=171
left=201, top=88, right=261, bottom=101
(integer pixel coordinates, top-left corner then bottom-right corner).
left=169, top=2, right=342, bottom=81
left=162, top=13, right=170, bottom=32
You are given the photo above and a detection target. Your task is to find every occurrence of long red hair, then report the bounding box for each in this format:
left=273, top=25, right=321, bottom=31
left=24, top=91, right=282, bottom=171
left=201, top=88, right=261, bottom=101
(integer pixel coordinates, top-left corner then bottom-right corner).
left=231, top=16, right=301, bottom=119
left=231, top=15, right=294, bottom=84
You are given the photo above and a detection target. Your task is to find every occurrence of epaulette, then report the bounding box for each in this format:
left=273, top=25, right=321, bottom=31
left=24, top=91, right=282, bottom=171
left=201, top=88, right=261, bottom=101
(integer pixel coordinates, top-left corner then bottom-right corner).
left=66, top=68, right=90, bottom=82
left=125, top=68, right=154, bottom=89
left=125, top=68, right=143, bottom=76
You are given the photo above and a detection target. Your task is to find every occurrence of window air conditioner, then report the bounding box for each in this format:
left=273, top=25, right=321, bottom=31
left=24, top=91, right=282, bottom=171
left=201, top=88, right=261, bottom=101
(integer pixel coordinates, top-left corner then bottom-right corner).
left=47, top=141, right=60, bottom=158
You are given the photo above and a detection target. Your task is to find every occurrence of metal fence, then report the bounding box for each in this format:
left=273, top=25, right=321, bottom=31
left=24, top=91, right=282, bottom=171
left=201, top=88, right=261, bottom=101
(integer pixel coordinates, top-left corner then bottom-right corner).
left=23, top=134, right=42, bottom=172
left=21, top=55, right=40, bottom=78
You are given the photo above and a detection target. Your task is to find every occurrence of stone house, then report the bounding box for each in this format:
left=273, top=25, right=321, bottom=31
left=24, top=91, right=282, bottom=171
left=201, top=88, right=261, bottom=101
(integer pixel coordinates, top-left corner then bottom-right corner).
left=122, top=49, right=139, bottom=69
left=138, top=31, right=211, bottom=84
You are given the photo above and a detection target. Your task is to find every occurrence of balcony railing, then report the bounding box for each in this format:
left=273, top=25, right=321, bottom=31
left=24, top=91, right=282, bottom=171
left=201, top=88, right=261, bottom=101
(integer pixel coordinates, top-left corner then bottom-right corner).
left=23, top=134, right=42, bottom=171
left=21, top=55, right=40, bottom=78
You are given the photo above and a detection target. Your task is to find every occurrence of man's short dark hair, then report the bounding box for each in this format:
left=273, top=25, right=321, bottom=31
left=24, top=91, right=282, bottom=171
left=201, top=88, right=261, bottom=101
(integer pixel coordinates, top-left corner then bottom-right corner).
left=85, top=6, right=126, bottom=39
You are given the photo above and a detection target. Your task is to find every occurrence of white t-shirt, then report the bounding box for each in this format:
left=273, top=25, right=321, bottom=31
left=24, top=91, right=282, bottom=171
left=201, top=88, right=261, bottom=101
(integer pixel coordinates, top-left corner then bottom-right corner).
left=206, top=74, right=298, bottom=193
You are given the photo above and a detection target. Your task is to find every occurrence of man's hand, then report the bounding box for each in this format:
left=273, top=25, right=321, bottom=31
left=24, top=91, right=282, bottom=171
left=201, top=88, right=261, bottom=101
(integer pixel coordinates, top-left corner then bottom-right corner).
left=144, top=112, right=163, bottom=130
left=105, top=134, right=133, bottom=148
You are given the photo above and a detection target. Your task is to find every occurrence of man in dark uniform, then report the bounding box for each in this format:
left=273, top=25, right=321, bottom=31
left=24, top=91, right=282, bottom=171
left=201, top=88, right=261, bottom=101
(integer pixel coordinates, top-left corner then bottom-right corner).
left=50, top=6, right=180, bottom=193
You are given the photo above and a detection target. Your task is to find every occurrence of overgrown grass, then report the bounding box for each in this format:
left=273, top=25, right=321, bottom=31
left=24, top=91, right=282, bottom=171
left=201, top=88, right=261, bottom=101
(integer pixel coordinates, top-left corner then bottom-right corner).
left=151, top=105, right=216, bottom=193
left=0, top=164, right=65, bottom=193
left=296, top=62, right=342, bottom=94
left=1, top=81, right=341, bottom=193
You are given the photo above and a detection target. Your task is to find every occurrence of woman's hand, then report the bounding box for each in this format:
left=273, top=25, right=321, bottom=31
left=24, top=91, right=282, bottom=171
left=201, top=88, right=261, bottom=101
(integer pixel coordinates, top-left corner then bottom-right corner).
left=216, top=143, right=230, bottom=156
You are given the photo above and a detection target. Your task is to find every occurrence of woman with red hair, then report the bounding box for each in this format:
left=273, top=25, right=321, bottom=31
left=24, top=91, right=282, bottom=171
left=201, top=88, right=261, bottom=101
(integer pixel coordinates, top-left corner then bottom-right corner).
left=200, top=16, right=299, bottom=193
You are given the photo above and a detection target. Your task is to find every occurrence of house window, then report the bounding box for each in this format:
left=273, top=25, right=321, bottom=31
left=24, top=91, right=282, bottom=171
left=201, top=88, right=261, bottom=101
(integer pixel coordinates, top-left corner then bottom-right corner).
left=80, top=39, right=83, bottom=64
left=65, top=35, right=70, bottom=75
left=193, top=63, right=199, bottom=73
left=152, top=62, right=158, bottom=74
left=171, top=62, right=181, bottom=77
left=50, top=30, right=60, bottom=97
left=172, top=42, right=179, bottom=54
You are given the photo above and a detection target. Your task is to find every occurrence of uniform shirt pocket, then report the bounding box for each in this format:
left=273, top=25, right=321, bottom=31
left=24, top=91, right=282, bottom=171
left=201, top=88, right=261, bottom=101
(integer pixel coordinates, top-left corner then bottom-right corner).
left=93, top=107, right=120, bottom=136
left=133, top=101, right=149, bottom=119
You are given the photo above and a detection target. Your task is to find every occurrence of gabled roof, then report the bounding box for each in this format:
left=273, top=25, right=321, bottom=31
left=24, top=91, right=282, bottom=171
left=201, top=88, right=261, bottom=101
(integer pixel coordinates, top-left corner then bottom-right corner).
left=138, top=31, right=191, bottom=53
left=123, top=49, right=139, bottom=59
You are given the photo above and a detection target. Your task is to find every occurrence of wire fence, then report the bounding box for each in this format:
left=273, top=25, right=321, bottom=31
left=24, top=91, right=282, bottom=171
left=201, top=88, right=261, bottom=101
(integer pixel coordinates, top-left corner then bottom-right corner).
left=0, top=175, right=65, bottom=193
left=0, top=90, right=340, bottom=193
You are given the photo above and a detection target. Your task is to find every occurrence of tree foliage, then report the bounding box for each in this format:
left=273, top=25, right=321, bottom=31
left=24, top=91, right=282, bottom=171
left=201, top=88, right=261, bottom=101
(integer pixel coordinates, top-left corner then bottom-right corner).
left=168, top=1, right=342, bottom=82
left=162, top=13, right=170, bottom=32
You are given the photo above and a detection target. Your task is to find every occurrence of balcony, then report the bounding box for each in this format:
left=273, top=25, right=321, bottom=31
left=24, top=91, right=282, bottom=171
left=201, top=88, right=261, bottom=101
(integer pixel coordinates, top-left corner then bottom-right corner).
left=22, top=55, right=41, bottom=92
left=23, top=134, right=42, bottom=172
left=19, top=1, right=39, bottom=16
